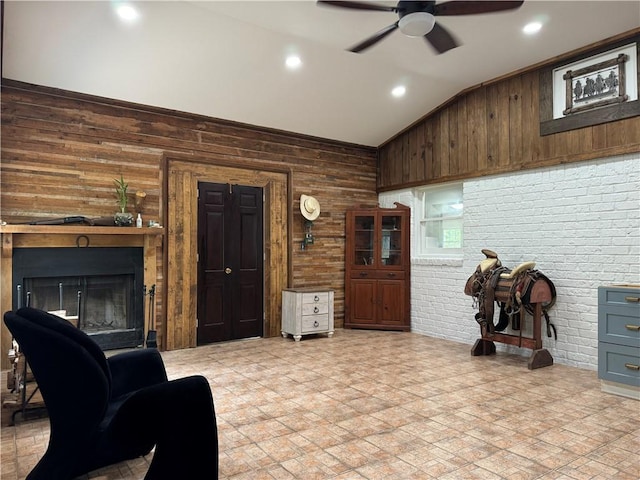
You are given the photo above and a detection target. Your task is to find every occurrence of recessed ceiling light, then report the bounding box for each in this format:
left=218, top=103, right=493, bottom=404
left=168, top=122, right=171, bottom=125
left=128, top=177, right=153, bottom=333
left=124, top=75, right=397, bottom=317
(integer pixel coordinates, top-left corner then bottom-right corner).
left=285, top=55, right=302, bottom=70
left=523, top=21, right=542, bottom=35
left=391, top=85, right=406, bottom=98
left=116, top=4, right=140, bottom=22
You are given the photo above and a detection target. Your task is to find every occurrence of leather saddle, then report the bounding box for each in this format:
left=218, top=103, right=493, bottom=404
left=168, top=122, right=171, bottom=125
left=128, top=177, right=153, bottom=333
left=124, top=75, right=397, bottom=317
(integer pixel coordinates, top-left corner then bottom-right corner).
left=464, top=249, right=501, bottom=297
left=465, top=250, right=556, bottom=337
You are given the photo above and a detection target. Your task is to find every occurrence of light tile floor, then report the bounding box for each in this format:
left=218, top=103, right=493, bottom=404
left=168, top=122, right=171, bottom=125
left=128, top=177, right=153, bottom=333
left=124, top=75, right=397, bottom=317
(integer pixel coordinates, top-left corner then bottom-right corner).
left=1, top=329, right=639, bottom=479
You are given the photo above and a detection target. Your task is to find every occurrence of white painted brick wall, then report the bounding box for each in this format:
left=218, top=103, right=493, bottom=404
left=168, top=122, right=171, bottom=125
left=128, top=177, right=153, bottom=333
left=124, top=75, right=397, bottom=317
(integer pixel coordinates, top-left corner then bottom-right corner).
left=379, top=153, right=640, bottom=371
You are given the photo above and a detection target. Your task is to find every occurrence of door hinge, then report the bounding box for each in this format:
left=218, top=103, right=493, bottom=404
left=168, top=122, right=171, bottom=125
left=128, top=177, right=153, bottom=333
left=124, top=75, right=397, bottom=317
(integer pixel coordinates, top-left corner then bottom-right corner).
left=196, top=318, right=199, bottom=327
left=197, top=188, right=199, bottom=198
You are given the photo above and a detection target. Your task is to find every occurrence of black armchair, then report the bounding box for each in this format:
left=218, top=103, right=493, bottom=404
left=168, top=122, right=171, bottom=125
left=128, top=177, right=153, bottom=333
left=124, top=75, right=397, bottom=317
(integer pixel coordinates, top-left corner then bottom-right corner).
left=4, top=307, right=218, bottom=480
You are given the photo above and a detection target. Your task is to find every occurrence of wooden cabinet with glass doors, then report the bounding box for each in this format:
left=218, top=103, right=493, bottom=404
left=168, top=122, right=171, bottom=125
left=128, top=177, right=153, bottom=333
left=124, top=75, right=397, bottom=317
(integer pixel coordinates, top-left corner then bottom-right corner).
left=345, top=203, right=410, bottom=331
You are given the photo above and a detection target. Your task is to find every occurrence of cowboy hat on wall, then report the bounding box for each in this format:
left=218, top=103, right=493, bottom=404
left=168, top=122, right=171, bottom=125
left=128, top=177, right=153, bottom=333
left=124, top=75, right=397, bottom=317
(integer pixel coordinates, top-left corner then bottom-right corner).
left=300, top=194, right=320, bottom=221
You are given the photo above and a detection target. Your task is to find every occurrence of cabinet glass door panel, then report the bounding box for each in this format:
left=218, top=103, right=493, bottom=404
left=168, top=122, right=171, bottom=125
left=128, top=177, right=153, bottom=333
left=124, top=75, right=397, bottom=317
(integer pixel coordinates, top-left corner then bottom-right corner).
left=380, top=214, right=402, bottom=266
left=353, top=214, right=375, bottom=267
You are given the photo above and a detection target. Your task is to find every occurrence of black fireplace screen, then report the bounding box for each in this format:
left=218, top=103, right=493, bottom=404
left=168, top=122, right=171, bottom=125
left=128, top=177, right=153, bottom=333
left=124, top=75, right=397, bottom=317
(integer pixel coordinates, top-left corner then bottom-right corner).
left=12, top=247, right=144, bottom=350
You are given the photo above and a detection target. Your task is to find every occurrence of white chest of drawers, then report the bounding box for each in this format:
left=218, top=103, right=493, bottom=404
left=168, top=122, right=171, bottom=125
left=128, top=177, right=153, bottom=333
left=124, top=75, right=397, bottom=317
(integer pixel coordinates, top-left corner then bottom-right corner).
left=281, top=288, right=334, bottom=342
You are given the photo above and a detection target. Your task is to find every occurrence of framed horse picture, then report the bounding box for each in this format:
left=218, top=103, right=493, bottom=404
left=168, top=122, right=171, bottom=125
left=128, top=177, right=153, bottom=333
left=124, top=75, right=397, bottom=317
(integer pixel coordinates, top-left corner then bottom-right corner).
left=539, top=33, right=640, bottom=136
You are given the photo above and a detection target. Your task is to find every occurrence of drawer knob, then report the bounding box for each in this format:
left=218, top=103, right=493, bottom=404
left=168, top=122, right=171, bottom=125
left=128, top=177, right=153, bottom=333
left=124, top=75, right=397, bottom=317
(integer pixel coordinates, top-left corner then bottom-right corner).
left=313, top=320, right=319, bottom=327
left=314, top=295, right=320, bottom=302
left=314, top=307, right=319, bottom=313
left=387, top=273, right=396, bottom=278
left=359, top=272, right=368, bottom=277
left=624, top=363, right=640, bottom=371
left=625, top=296, right=640, bottom=303
left=625, top=324, right=640, bottom=332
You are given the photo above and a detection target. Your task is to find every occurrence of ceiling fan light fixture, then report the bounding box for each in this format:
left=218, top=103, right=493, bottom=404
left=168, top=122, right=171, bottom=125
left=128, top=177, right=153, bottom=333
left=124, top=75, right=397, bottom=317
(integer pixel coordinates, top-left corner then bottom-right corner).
left=398, top=12, right=435, bottom=37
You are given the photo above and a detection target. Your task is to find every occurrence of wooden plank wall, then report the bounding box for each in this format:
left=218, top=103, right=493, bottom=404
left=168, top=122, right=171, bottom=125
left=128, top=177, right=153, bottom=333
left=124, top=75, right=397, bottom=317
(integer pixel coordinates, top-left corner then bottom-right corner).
left=0, top=81, right=378, bottom=354
left=378, top=32, right=640, bottom=191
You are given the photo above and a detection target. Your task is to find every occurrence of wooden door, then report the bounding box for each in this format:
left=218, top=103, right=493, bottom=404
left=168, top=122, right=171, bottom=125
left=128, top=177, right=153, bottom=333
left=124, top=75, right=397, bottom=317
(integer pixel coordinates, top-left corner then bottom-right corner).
left=378, top=280, right=405, bottom=326
left=197, top=182, right=263, bottom=344
left=349, top=278, right=376, bottom=325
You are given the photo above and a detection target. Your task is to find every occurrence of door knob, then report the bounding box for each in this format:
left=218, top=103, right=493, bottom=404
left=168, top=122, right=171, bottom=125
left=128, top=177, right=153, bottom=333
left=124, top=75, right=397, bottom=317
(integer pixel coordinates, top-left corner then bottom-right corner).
left=225, top=267, right=232, bottom=274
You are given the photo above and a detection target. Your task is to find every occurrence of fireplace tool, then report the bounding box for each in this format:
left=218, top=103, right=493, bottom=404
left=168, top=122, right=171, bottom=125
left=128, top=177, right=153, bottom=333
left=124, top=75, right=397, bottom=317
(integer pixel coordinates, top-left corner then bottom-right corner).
left=145, top=284, right=157, bottom=348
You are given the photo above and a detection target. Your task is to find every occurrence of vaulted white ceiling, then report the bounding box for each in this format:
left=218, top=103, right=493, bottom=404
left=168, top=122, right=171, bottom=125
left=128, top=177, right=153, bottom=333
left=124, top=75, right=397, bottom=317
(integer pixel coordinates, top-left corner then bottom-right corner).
left=3, top=1, right=639, bottom=146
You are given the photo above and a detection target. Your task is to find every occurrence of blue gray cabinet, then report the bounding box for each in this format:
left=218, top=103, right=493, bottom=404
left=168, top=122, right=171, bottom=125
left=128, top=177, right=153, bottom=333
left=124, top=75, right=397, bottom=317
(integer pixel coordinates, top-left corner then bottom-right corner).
left=598, top=285, right=640, bottom=397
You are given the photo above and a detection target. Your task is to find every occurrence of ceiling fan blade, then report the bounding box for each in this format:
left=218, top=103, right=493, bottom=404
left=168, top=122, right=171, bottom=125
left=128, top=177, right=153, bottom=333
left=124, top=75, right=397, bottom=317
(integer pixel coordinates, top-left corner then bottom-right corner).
left=349, top=22, right=399, bottom=53
left=317, top=1, right=396, bottom=12
left=424, top=22, right=459, bottom=54
left=434, top=1, right=524, bottom=16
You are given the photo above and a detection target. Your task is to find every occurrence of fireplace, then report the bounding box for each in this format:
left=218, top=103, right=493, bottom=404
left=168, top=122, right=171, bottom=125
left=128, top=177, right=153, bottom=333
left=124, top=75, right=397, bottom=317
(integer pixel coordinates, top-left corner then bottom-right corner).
left=12, top=247, right=145, bottom=350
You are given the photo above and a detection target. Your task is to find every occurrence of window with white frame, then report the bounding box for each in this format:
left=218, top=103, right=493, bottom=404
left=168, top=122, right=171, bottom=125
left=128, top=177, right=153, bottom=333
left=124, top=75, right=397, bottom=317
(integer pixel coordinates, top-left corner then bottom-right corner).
left=415, top=183, right=463, bottom=257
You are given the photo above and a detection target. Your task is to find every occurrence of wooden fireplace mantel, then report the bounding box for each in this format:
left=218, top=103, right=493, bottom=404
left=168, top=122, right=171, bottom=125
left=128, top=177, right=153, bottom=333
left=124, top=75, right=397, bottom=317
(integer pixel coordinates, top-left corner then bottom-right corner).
left=1, top=225, right=165, bottom=369
left=0, top=224, right=164, bottom=235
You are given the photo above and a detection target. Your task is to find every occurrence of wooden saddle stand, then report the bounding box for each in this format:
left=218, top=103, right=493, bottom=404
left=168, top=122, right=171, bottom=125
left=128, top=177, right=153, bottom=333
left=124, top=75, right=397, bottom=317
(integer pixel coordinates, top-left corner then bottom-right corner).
left=465, top=249, right=557, bottom=369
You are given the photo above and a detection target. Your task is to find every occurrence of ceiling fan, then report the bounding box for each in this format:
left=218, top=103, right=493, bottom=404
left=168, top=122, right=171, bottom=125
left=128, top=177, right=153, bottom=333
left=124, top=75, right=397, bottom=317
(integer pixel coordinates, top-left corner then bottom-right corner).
left=318, top=1, right=525, bottom=55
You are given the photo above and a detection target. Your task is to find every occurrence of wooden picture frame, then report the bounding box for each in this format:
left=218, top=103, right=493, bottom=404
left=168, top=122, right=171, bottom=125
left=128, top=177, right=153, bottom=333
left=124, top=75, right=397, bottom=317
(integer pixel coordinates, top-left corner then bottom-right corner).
left=562, top=53, right=628, bottom=116
left=540, top=35, right=640, bottom=136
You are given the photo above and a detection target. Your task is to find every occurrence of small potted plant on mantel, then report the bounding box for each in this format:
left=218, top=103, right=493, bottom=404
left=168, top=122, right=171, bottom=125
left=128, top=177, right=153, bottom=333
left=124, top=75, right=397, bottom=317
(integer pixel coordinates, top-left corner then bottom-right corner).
left=114, top=175, right=133, bottom=226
